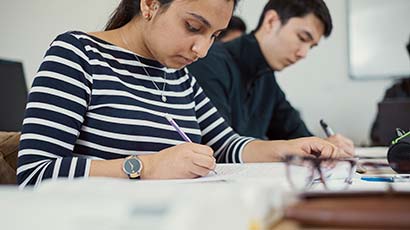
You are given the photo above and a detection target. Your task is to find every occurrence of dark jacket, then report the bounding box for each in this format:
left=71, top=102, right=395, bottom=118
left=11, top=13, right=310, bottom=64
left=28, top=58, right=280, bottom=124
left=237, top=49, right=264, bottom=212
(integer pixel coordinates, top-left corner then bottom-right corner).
left=188, top=33, right=312, bottom=139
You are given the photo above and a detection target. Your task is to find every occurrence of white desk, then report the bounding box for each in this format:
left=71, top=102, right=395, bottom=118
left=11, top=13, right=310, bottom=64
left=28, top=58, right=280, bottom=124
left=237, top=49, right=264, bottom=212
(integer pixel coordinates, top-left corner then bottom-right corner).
left=1, top=148, right=409, bottom=230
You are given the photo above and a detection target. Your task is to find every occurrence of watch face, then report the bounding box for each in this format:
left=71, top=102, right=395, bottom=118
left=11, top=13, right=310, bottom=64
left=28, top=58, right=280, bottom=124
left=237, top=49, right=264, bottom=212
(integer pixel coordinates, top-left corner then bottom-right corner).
left=124, top=157, right=142, bottom=174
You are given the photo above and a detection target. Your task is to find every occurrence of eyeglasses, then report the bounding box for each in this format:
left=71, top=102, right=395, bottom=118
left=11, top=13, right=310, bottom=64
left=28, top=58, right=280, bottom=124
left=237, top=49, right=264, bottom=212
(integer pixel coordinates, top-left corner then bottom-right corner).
left=285, top=155, right=358, bottom=191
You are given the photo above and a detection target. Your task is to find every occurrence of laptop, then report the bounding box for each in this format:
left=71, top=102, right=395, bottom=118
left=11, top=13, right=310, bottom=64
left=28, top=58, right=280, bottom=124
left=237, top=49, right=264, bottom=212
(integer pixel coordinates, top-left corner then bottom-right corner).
left=376, top=99, right=410, bottom=145
left=0, top=60, right=28, bottom=131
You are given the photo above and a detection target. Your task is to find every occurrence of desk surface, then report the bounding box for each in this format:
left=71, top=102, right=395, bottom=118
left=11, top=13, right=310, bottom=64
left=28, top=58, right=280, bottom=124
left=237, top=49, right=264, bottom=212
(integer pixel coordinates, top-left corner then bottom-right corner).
left=1, top=147, right=409, bottom=230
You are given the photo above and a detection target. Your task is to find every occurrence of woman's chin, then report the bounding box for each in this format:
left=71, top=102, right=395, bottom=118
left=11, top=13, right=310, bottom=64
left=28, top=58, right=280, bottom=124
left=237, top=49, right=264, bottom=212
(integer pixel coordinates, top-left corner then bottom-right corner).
left=163, top=61, right=187, bottom=70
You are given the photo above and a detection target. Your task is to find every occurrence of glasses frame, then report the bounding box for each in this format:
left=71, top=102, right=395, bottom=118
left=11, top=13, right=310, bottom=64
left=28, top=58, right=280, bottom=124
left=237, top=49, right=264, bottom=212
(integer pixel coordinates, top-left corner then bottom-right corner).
left=285, top=155, right=358, bottom=191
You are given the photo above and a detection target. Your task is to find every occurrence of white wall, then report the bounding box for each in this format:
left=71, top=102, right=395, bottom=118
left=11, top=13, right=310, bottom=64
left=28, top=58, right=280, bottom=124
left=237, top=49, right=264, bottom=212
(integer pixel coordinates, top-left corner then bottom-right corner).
left=0, top=0, right=120, bottom=87
left=235, top=0, right=394, bottom=145
left=0, top=0, right=394, bottom=145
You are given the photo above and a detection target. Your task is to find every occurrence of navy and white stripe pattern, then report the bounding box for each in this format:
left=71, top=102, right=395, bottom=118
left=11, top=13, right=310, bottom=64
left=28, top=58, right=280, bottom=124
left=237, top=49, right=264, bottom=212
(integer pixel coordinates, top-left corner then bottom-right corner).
left=17, top=31, right=254, bottom=188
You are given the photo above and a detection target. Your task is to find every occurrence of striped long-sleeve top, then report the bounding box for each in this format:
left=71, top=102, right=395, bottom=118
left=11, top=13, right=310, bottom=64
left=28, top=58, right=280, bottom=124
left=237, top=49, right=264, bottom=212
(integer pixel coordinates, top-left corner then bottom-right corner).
left=17, top=31, right=254, bottom=188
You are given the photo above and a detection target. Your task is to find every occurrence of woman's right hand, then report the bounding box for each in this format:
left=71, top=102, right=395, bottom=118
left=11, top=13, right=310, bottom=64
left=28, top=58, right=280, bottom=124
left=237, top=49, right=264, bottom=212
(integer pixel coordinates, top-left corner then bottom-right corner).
left=139, top=143, right=216, bottom=179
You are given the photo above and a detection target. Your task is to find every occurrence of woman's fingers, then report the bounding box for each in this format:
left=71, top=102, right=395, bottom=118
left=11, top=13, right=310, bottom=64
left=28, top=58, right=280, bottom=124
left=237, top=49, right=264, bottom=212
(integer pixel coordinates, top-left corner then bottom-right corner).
left=185, top=142, right=216, bottom=177
left=192, top=153, right=216, bottom=170
left=185, top=142, right=214, bottom=156
left=189, top=164, right=213, bottom=177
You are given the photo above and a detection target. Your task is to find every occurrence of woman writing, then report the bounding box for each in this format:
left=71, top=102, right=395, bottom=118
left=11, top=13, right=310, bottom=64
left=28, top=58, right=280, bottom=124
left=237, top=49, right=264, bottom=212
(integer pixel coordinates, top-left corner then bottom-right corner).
left=17, top=0, right=346, bottom=188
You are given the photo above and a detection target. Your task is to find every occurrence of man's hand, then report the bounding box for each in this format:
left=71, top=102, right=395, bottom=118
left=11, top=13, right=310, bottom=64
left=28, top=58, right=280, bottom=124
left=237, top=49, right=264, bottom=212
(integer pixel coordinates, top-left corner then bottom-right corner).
left=284, top=137, right=351, bottom=159
left=325, top=134, right=355, bottom=157
left=242, top=137, right=351, bottom=163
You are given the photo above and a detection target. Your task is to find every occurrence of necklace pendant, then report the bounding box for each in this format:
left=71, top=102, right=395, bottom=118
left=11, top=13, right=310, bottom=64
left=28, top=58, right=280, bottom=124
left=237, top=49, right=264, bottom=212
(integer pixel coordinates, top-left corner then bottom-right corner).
left=161, top=95, right=167, bottom=102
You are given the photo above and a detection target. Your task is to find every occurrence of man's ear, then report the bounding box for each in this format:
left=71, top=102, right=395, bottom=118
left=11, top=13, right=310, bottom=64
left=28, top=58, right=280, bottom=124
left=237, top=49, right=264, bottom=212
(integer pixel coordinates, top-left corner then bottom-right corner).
left=261, top=10, right=282, bottom=32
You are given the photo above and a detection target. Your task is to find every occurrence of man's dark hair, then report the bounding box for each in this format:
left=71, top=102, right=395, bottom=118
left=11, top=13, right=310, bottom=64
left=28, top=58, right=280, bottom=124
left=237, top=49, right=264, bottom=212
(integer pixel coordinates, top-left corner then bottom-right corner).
left=218, top=16, right=247, bottom=40
left=255, top=0, right=333, bottom=37
left=407, top=35, right=410, bottom=58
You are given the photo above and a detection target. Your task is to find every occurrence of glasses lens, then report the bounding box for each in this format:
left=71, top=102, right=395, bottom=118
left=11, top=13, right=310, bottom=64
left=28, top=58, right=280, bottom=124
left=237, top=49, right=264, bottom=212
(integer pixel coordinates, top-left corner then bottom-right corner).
left=286, top=157, right=315, bottom=191
left=320, top=160, right=354, bottom=190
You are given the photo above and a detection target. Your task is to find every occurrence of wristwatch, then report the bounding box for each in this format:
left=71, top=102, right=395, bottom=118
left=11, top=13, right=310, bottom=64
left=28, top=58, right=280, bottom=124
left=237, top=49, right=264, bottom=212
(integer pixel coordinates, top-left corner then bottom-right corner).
left=122, top=155, right=143, bottom=179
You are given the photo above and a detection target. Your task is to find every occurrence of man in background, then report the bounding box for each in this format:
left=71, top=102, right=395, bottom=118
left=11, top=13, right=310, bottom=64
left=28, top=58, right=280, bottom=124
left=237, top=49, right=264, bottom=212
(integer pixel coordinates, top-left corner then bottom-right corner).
left=189, top=0, right=354, bottom=155
left=217, top=16, right=247, bottom=42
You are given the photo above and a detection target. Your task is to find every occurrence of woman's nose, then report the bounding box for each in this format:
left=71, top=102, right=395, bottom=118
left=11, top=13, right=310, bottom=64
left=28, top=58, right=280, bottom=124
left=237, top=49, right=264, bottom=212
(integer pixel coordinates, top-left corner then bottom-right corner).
left=192, top=37, right=213, bottom=58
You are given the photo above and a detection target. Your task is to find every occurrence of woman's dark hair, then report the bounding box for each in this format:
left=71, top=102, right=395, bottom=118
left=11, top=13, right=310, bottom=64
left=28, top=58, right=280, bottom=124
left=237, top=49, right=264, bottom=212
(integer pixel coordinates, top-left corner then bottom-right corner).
left=105, top=0, right=239, bottom=31
left=217, top=15, right=247, bottom=40
left=254, top=0, right=333, bottom=37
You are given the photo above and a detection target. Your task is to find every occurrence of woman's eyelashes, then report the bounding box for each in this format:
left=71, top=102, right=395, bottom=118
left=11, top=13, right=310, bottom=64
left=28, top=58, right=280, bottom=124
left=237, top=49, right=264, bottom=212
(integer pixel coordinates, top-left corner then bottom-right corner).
left=186, top=22, right=201, bottom=33
left=185, top=21, right=220, bottom=39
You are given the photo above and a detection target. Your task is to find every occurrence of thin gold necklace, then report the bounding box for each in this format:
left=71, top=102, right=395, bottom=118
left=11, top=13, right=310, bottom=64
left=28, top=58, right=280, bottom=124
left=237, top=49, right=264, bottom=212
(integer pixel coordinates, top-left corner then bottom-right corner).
left=120, top=31, right=168, bottom=102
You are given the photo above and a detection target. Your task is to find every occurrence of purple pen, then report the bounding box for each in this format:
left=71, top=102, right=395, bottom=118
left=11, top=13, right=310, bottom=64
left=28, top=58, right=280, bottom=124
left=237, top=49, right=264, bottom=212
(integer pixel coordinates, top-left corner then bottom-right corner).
left=165, top=114, right=218, bottom=175
left=165, top=114, right=192, bottom=142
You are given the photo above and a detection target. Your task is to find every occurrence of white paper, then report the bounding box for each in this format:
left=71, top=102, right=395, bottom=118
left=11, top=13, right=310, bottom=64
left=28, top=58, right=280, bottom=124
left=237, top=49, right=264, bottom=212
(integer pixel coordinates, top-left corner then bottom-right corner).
left=354, top=147, right=388, bottom=158
left=129, top=163, right=288, bottom=184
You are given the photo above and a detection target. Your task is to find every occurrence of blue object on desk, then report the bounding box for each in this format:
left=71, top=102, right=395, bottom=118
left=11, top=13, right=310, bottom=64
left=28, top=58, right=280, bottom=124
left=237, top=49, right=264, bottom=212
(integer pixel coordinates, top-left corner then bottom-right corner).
left=361, top=175, right=410, bottom=182
left=361, top=176, right=394, bottom=182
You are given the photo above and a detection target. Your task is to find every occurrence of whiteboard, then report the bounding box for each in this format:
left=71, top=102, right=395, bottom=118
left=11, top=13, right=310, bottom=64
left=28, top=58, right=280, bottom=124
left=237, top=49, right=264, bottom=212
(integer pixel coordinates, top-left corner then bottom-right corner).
left=348, top=0, right=410, bottom=80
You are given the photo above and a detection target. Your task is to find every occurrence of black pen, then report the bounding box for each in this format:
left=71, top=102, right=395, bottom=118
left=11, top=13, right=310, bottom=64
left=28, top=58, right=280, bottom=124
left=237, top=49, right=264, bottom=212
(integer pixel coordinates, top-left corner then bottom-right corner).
left=320, top=119, right=335, bottom=137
